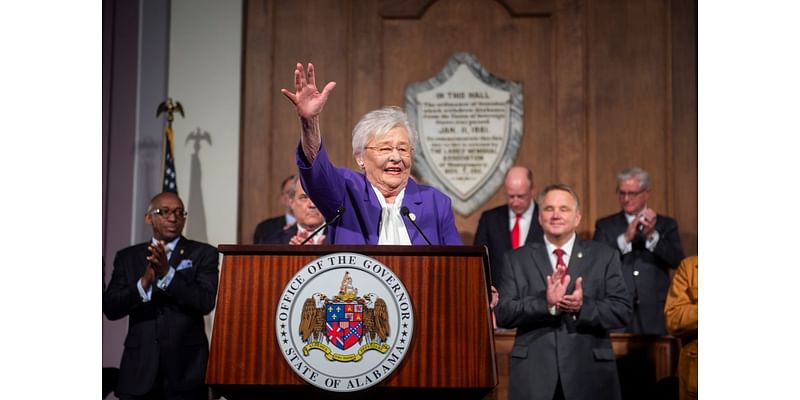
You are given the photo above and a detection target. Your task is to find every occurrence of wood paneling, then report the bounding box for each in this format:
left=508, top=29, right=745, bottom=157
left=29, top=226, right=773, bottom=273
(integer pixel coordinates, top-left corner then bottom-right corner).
left=239, top=0, right=697, bottom=254
left=670, top=0, right=697, bottom=256
left=380, top=0, right=557, bottom=243
left=239, top=0, right=274, bottom=244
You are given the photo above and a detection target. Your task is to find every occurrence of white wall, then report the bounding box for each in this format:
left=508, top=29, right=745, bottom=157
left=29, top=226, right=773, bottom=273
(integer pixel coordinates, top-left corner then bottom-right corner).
left=168, top=0, right=242, bottom=340
left=169, top=0, right=241, bottom=248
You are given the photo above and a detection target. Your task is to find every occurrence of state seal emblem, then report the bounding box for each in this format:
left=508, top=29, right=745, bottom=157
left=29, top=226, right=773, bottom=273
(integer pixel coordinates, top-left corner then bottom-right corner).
left=276, top=253, right=414, bottom=392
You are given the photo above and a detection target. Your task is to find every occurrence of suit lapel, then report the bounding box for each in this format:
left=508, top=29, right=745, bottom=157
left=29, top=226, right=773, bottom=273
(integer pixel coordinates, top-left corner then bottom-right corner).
left=402, top=179, right=424, bottom=245
left=169, top=236, right=187, bottom=269
left=135, top=244, right=151, bottom=278
left=614, top=211, right=628, bottom=231
left=531, top=243, right=554, bottom=282
left=362, top=175, right=382, bottom=244
left=498, top=206, right=513, bottom=249
left=566, top=238, right=588, bottom=291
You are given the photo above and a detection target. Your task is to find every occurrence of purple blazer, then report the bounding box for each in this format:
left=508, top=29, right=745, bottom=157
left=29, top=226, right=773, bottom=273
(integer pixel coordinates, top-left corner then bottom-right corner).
left=296, top=143, right=462, bottom=245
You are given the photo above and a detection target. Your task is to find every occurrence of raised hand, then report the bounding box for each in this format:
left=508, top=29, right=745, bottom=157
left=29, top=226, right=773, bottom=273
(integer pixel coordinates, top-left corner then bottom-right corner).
left=280, top=63, right=336, bottom=120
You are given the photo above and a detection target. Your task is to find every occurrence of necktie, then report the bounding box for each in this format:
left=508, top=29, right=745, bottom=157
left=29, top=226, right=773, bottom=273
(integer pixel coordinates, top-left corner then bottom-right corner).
left=553, top=248, right=566, bottom=269
left=511, top=214, right=522, bottom=249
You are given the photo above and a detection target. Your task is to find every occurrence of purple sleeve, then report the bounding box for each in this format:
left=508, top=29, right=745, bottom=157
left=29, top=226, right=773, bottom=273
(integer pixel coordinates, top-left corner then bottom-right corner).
left=436, top=191, right=463, bottom=245
left=296, top=142, right=347, bottom=221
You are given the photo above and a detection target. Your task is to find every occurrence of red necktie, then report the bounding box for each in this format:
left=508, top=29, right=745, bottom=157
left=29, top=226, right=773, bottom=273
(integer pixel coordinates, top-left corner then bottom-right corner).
left=511, top=214, right=522, bottom=249
left=553, top=248, right=567, bottom=269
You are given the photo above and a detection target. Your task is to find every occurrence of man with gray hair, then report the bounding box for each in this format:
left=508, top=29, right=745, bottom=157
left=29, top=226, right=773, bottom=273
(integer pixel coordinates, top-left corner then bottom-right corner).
left=593, top=167, right=684, bottom=335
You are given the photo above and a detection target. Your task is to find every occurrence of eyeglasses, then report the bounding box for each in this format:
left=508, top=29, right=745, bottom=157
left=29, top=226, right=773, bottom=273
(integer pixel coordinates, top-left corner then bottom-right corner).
left=616, top=189, right=646, bottom=198
left=365, top=145, right=412, bottom=157
left=151, top=207, right=188, bottom=219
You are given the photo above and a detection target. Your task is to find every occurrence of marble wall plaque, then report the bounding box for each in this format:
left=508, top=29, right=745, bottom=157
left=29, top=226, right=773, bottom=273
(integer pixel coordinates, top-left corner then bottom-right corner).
left=406, top=53, right=523, bottom=216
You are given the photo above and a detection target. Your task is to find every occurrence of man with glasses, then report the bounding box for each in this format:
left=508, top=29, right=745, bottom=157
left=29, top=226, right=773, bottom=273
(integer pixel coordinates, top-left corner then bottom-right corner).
left=103, top=192, right=219, bottom=400
left=253, top=174, right=297, bottom=243
left=261, top=176, right=327, bottom=245
left=593, top=167, right=684, bottom=335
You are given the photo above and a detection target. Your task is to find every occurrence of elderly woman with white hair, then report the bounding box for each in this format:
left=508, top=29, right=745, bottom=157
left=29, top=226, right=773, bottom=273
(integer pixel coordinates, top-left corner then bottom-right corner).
left=281, top=63, right=462, bottom=245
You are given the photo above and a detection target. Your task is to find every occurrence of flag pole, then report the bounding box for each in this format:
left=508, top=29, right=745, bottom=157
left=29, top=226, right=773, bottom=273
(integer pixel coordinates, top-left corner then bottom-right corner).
left=156, top=98, right=185, bottom=192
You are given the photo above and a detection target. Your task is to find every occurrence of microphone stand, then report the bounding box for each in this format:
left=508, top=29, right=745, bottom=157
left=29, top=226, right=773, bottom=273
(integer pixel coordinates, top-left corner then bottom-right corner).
left=299, top=206, right=345, bottom=245
left=400, top=206, right=432, bottom=245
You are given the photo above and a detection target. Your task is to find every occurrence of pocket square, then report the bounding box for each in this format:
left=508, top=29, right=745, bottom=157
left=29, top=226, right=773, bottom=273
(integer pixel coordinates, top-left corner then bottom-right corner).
left=176, top=259, right=193, bottom=271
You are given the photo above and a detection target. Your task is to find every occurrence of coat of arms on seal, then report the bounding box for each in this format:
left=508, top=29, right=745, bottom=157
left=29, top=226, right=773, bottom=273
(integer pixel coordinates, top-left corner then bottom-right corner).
left=276, top=253, right=414, bottom=392
left=299, top=272, right=391, bottom=359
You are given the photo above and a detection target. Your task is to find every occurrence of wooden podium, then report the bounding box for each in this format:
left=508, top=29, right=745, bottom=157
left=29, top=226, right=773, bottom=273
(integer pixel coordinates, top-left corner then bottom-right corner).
left=206, top=245, right=497, bottom=399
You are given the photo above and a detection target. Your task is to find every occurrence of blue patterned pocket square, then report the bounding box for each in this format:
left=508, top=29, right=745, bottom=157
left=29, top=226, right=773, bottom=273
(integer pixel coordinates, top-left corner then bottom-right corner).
left=176, top=259, right=193, bottom=271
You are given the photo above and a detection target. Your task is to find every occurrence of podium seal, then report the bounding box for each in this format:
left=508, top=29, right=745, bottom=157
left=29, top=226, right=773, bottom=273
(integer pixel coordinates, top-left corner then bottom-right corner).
left=275, top=252, right=415, bottom=392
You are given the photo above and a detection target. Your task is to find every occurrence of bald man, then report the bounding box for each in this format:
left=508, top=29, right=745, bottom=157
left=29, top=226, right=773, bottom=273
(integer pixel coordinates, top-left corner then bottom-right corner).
left=474, top=166, right=544, bottom=286
left=103, top=192, right=219, bottom=399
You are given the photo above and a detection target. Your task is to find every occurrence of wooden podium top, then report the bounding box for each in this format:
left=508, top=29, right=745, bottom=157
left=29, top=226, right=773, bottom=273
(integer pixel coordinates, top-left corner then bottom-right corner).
left=217, top=244, right=488, bottom=256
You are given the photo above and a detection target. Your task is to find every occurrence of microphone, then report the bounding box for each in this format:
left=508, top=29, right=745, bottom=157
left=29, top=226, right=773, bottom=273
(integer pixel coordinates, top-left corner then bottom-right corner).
left=300, top=206, right=345, bottom=245
left=400, top=206, right=432, bottom=245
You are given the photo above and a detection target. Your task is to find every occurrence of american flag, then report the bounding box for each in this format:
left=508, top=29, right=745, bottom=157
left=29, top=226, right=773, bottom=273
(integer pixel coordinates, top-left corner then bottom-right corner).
left=162, top=125, right=178, bottom=193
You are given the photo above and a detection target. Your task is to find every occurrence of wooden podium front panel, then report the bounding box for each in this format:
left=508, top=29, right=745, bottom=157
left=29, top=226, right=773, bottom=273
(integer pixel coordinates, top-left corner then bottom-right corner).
left=206, top=245, right=497, bottom=390
left=206, top=250, right=304, bottom=385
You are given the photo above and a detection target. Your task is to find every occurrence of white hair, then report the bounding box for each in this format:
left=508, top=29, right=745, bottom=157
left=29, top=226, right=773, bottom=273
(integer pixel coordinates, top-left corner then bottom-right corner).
left=617, top=167, right=651, bottom=191
left=351, top=106, right=417, bottom=157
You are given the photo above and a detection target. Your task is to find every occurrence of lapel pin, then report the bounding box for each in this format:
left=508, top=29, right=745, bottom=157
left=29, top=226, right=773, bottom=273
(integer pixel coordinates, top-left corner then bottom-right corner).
left=577, top=252, right=583, bottom=259
left=180, top=249, right=185, bottom=255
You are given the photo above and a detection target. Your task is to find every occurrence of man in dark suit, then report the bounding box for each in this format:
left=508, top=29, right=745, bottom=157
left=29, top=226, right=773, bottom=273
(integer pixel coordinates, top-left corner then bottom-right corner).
left=253, top=174, right=296, bottom=243
left=103, top=192, right=219, bottom=400
left=262, top=176, right=327, bottom=245
left=474, top=166, right=544, bottom=286
left=593, top=167, right=684, bottom=335
left=495, top=184, right=632, bottom=400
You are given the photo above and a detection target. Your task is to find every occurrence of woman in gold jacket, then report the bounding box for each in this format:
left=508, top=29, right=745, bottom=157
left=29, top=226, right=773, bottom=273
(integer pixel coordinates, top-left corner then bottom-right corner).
left=665, top=255, right=698, bottom=400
